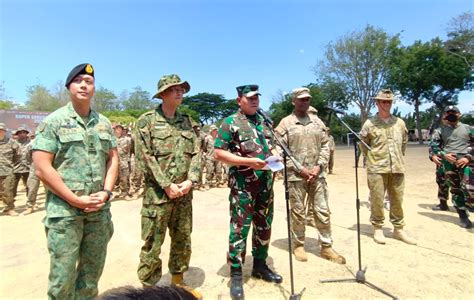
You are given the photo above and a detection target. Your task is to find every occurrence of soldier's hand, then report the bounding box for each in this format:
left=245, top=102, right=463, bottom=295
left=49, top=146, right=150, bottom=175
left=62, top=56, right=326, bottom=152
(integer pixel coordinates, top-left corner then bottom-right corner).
left=431, top=155, right=442, bottom=166
left=299, top=167, right=314, bottom=181
left=444, top=153, right=457, bottom=164
left=165, top=183, right=183, bottom=199
left=247, top=158, right=267, bottom=170
left=178, top=180, right=193, bottom=195
left=72, top=195, right=105, bottom=212
left=90, top=191, right=109, bottom=203
left=456, top=157, right=469, bottom=168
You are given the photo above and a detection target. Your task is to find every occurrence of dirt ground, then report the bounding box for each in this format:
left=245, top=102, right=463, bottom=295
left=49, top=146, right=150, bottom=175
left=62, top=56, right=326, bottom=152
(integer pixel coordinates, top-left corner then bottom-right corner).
left=1, top=144, right=473, bottom=299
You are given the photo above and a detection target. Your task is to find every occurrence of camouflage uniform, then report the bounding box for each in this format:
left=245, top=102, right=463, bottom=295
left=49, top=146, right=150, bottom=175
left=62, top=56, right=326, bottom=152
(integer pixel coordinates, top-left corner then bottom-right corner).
left=214, top=110, right=274, bottom=268
left=428, top=146, right=449, bottom=203
left=13, top=137, right=31, bottom=198
left=328, top=134, right=335, bottom=173
left=135, top=105, right=201, bottom=286
left=275, top=112, right=333, bottom=247
left=129, top=133, right=144, bottom=195
left=429, top=122, right=473, bottom=210
left=33, top=102, right=115, bottom=299
left=116, top=134, right=133, bottom=197
left=204, top=134, right=223, bottom=186
left=0, top=136, right=19, bottom=212
left=360, top=114, right=408, bottom=229
left=25, top=141, right=41, bottom=208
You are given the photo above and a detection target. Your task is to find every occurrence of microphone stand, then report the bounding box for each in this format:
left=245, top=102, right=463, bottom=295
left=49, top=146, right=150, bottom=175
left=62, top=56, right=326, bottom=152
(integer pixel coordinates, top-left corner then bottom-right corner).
left=319, top=112, right=398, bottom=300
left=259, top=115, right=305, bottom=300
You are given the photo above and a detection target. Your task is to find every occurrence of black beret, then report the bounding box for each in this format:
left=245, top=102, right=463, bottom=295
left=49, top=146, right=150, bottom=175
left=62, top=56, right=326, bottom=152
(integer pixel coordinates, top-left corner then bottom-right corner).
left=65, top=63, right=94, bottom=88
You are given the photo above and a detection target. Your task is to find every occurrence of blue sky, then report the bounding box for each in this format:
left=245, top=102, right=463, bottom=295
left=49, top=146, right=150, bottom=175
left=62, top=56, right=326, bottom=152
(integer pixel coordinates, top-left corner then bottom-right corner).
left=1, top=0, right=472, bottom=114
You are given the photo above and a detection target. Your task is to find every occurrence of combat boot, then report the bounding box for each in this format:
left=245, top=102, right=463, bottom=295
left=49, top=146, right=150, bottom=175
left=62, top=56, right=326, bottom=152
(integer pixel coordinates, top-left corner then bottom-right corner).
left=320, top=246, right=346, bottom=264
left=251, top=259, right=283, bottom=283
left=3, top=209, right=18, bottom=216
left=432, top=201, right=449, bottom=211
left=171, top=273, right=203, bottom=300
left=455, top=207, right=473, bottom=229
left=22, top=207, right=34, bottom=216
left=393, top=228, right=417, bottom=245
left=373, top=227, right=386, bottom=244
left=230, top=267, right=244, bottom=300
left=293, top=246, right=308, bottom=262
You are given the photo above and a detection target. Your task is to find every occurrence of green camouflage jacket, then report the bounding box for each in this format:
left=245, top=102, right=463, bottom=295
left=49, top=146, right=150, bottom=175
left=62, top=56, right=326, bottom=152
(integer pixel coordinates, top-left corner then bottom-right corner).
left=0, top=137, right=19, bottom=176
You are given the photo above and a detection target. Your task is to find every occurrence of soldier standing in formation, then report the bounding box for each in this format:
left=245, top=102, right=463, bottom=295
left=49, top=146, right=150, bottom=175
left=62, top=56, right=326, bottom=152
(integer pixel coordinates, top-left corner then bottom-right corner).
left=135, top=74, right=201, bottom=299
left=429, top=105, right=473, bottom=228
left=204, top=125, right=223, bottom=189
left=360, top=89, right=417, bottom=245
left=214, top=84, right=282, bottom=300
left=23, top=132, right=40, bottom=215
left=192, top=124, right=206, bottom=191
left=275, top=87, right=346, bottom=264
left=33, top=63, right=118, bottom=299
left=0, top=123, right=20, bottom=216
left=327, top=129, right=335, bottom=174
left=12, top=127, right=31, bottom=198
left=114, top=124, right=133, bottom=199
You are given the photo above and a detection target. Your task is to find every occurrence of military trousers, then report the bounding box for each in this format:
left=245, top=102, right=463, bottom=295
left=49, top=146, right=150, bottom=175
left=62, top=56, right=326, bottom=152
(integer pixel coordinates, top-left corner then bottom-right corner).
left=443, top=160, right=473, bottom=209
left=137, top=198, right=193, bottom=286
left=26, top=167, right=40, bottom=207
left=13, top=172, right=29, bottom=198
left=227, top=170, right=273, bottom=268
left=289, top=178, right=332, bottom=248
left=367, top=173, right=405, bottom=228
left=118, top=164, right=131, bottom=195
left=205, top=159, right=222, bottom=183
left=328, top=150, right=335, bottom=173
left=44, top=210, right=113, bottom=300
left=0, top=174, right=15, bottom=211
left=435, top=164, right=449, bottom=202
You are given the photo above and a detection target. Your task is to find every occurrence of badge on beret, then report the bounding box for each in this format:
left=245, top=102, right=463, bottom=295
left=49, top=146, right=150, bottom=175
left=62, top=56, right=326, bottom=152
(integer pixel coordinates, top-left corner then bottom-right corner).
left=85, top=64, right=94, bottom=74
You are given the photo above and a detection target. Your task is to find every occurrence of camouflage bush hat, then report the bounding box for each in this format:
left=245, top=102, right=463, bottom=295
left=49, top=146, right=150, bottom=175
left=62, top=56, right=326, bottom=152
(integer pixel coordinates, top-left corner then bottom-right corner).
left=373, top=89, right=394, bottom=101
left=153, top=74, right=190, bottom=99
left=292, top=87, right=312, bottom=99
left=210, top=125, right=218, bottom=131
left=236, top=84, right=261, bottom=97
left=65, top=63, right=94, bottom=88
left=15, top=126, right=29, bottom=134
left=444, top=105, right=460, bottom=113
left=0, top=123, right=6, bottom=131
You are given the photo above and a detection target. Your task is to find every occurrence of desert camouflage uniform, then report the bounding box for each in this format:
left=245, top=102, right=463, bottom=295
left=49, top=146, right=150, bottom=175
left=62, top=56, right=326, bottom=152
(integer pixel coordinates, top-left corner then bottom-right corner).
left=275, top=113, right=333, bottom=247
left=204, top=134, right=223, bottom=186
left=429, top=123, right=473, bottom=209
left=129, top=133, right=144, bottom=195
left=215, top=110, right=274, bottom=268
left=13, top=137, right=31, bottom=198
left=135, top=105, right=201, bottom=286
left=32, top=102, right=115, bottom=299
left=25, top=141, right=41, bottom=208
left=116, top=134, right=133, bottom=197
left=360, top=114, right=408, bottom=229
left=328, top=134, right=335, bottom=173
left=0, top=136, right=19, bottom=211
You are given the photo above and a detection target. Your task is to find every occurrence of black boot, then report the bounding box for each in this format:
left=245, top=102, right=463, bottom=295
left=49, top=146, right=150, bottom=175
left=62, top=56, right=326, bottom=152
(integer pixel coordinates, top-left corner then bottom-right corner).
left=251, top=259, right=283, bottom=283
left=230, top=267, right=244, bottom=300
left=455, top=207, right=473, bottom=229
left=432, top=201, right=449, bottom=211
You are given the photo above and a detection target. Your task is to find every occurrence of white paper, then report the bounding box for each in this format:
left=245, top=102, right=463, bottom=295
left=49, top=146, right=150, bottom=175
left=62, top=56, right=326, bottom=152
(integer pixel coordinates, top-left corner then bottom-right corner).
left=262, top=156, right=284, bottom=172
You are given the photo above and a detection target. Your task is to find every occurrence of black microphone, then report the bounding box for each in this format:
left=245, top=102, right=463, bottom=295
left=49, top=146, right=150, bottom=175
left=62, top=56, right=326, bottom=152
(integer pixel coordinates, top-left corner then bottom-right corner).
left=325, top=106, right=346, bottom=115
left=257, top=108, right=274, bottom=125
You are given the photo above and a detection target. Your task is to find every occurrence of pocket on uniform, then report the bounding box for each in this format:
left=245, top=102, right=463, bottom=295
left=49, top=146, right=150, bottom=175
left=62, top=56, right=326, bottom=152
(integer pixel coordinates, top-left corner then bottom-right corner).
left=140, top=207, right=157, bottom=241
left=180, top=131, right=196, bottom=155
left=151, top=131, right=173, bottom=156
left=98, top=131, right=113, bottom=153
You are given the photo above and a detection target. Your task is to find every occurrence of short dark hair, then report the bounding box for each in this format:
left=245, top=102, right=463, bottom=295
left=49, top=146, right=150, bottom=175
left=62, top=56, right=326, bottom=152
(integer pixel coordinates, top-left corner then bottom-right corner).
left=99, top=285, right=198, bottom=300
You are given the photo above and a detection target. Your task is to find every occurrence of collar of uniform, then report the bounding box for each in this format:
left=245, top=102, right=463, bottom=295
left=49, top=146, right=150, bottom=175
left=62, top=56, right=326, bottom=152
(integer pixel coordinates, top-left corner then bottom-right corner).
left=65, top=102, right=99, bottom=125
left=237, top=109, right=262, bottom=124
left=291, top=112, right=312, bottom=125
left=374, top=113, right=397, bottom=125
left=155, top=104, right=184, bottom=124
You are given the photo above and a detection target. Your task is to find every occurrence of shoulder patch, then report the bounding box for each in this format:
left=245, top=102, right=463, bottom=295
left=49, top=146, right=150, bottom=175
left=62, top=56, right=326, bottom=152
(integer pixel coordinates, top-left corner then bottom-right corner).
left=36, top=122, right=46, bottom=133
left=137, top=118, right=147, bottom=129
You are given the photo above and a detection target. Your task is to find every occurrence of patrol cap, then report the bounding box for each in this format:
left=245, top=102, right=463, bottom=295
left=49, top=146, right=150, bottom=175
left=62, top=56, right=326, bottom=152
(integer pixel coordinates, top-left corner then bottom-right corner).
left=210, top=125, right=218, bottom=131
left=153, top=74, right=190, bottom=99
left=292, top=87, right=312, bottom=99
left=0, top=123, right=6, bottom=131
left=444, top=105, right=460, bottom=113
left=236, top=85, right=260, bottom=97
left=15, top=126, right=29, bottom=134
left=373, top=89, right=394, bottom=101
left=65, top=63, right=95, bottom=88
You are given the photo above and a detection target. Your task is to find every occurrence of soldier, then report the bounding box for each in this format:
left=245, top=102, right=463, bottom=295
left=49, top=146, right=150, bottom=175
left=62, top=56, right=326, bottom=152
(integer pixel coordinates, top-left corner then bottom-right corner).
left=214, top=84, right=282, bottom=300
left=204, top=125, right=223, bottom=189
left=429, top=143, right=450, bottom=211
left=429, top=106, right=473, bottom=228
left=12, top=127, right=31, bottom=198
left=32, top=63, right=118, bottom=299
left=360, top=89, right=416, bottom=245
left=327, top=129, right=335, bottom=174
left=192, top=124, right=206, bottom=190
left=275, top=87, right=345, bottom=264
left=0, top=123, right=20, bottom=216
left=134, top=74, right=201, bottom=299
left=23, top=132, right=41, bottom=215
left=114, top=124, right=133, bottom=199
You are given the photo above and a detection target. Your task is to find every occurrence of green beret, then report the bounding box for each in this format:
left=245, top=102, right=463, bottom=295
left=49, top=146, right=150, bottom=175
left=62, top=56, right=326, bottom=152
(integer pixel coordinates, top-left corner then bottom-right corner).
left=236, top=84, right=260, bottom=97
left=65, top=63, right=94, bottom=88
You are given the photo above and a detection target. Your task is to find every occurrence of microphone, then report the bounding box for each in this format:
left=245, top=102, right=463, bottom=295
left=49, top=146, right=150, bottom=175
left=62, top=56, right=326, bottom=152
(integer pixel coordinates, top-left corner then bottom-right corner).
left=325, top=106, right=346, bottom=115
left=257, top=108, right=274, bottom=126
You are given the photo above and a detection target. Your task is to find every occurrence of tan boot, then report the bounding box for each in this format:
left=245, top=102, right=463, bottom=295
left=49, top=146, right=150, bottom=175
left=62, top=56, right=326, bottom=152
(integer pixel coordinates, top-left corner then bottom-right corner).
left=393, top=228, right=417, bottom=245
left=22, top=207, right=34, bottom=216
left=373, top=228, right=386, bottom=244
left=320, top=246, right=346, bottom=264
left=171, top=273, right=202, bottom=300
left=4, top=209, right=18, bottom=216
left=293, top=246, right=308, bottom=262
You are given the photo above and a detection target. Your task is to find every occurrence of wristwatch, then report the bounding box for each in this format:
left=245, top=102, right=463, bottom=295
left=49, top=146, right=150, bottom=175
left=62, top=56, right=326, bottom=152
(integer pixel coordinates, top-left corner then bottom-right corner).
left=102, top=189, right=113, bottom=201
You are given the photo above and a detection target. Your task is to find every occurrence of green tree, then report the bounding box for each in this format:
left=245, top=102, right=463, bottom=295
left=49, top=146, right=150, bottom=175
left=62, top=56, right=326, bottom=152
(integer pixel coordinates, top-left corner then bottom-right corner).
left=93, top=86, right=119, bottom=112
left=183, top=93, right=234, bottom=124
left=315, top=25, right=400, bottom=123
left=122, top=86, right=154, bottom=110
left=25, top=84, right=61, bottom=111
left=445, top=11, right=474, bottom=68
left=0, top=100, right=15, bottom=110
